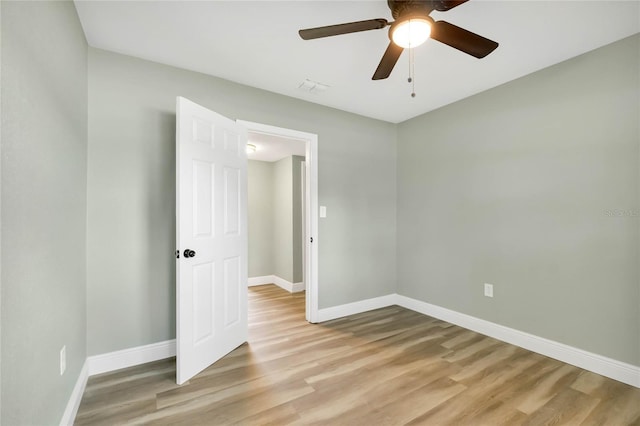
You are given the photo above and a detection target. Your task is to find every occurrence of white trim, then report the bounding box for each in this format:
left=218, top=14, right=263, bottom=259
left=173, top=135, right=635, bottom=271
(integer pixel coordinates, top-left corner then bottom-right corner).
left=395, top=295, right=640, bottom=388
left=87, top=339, right=176, bottom=376
left=313, top=292, right=640, bottom=387
left=59, top=360, right=89, bottom=426
left=300, top=160, right=306, bottom=296
left=272, top=275, right=301, bottom=293
left=317, top=294, right=397, bottom=322
left=60, top=293, right=640, bottom=426
left=247, top=275, right=274, bottom=287
left=237, top=120, right=319, bottom=323
left=248, top=275, right=304, bottom=293
left=305, top=132, right=319, bottom=322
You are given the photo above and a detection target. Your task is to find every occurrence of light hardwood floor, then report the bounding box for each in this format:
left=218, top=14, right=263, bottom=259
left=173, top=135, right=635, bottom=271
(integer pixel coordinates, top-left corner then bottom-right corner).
left=75, top=285, right=640, bottom=425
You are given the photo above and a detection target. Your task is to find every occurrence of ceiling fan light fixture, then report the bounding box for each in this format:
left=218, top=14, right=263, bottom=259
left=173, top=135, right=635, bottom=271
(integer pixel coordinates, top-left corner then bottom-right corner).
left=299, top=1, right=498, bottom=81
left=391, top=17, right=431, bottom=49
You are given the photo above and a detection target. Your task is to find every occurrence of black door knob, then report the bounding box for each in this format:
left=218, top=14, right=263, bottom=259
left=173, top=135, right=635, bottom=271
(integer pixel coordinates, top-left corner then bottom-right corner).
left=183, top=249, right=196, bottom=258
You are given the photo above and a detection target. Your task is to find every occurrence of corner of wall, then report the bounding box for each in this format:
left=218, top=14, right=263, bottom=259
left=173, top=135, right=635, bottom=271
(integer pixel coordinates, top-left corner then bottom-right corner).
left=392, top=117, right=401, bottom=297
left=1, top=1, right=89, bottom=423
left=59, top=361, right=89, bottom=426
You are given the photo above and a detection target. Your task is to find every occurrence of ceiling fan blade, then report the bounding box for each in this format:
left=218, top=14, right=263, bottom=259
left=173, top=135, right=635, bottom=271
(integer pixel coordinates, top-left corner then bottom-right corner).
left=299, top=19, right=388, bottom=40
left=431, top=20, right=499, bottom=58
left=372, top=42, right=404, bottom=80
left=432, top=0, right=470, bottom=12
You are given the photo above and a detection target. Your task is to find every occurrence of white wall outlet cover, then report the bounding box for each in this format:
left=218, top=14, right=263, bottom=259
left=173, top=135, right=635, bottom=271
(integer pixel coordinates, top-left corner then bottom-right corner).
left=319, top=206, right=326, bottom=218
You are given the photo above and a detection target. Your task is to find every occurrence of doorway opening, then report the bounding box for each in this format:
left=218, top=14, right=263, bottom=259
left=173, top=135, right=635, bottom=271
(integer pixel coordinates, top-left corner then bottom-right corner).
left=237, top=120, right=319, bottom=323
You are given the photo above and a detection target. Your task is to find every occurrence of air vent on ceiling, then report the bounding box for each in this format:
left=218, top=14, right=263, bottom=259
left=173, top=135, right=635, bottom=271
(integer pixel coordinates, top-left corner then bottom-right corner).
left=297, top=79, right=330, bottom=94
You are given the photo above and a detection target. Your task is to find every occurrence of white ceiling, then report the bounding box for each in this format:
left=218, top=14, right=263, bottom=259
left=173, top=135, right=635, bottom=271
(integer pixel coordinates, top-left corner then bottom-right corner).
left=247, top=131, right=306, bottom=162
left=75, top=1, right=639, bottom=123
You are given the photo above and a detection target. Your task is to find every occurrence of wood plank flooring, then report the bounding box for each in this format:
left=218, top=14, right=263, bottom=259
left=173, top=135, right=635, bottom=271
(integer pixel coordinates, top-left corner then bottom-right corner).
left=75, top=285, right=640, bottom=425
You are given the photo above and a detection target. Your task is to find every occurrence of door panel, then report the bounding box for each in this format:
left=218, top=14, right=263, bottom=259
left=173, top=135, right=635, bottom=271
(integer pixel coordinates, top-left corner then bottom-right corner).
left=193, top=160, right=214, bottom=238
left=223, top=256, right=241, bottom=326
left=223, top=167, right=240, bottom=235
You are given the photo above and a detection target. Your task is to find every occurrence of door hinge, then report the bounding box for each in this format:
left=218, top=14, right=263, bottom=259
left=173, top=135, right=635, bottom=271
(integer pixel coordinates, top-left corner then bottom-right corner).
left=310, top=237, right=313, bottom=243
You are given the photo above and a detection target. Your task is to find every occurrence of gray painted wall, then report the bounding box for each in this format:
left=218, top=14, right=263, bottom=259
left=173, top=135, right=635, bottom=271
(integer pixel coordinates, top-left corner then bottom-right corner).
left=248, top=160, right=274, bottom=277
left=87, top=48, right=397, bottom=355
left=292, top=155, right=305, bottom=284
left=248, top=156, right=305, bottom=283
left=397, top=34, right=639, bottom=365
left=1, top=2, right=88, bottom=424
left=273, top=157, right=294, bottom=282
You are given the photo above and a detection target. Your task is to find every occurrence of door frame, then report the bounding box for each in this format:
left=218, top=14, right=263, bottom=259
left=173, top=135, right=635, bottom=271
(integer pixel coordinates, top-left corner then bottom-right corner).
left=237, top=120, right=319, bottom=323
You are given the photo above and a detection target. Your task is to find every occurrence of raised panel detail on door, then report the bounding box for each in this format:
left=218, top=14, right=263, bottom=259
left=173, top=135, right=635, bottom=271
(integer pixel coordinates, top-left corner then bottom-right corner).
left=224, top=167, right=240, bottom=236
left=192, top=118, right=214, bottom=147
left=193, top=262, right=215, bottom=344
left=193, top=160, right=214, bottom=238
left=224, top=130, right=239, bottom=155
left=223, top=256, right=240, bottom=327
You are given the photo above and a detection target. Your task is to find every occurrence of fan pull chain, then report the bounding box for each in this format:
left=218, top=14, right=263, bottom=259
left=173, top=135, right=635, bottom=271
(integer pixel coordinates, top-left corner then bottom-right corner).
left=408, top=47, right=416, bottom=98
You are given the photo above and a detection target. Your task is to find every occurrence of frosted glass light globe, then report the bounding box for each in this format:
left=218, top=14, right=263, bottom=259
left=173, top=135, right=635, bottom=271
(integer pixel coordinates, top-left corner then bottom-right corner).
left=392, top=18, right=432, bottom=48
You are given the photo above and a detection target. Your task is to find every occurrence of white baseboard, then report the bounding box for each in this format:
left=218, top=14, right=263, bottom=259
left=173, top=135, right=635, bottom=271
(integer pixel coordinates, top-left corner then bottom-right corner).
left=395, top=295, right=640, bottom=388
left=61, top=292, right=639, bottom=426
left=291, top=281, right=305, bottom=292
left=87, top=339, right=176, bottom=376
left=248, top=275, right=304, bottom=293
left=317, top=294, right=397, bottom=322
left=248, top=275, right=274, bottom=287
left=59, top=360, right=89, bottom=426
left=314, top=292, right=639, bottom=387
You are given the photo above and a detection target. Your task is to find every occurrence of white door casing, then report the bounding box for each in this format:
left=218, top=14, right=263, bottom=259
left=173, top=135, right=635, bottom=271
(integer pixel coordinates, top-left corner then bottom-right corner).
left=176, top=97, right=248, bottom=385
left=237, top=120, right=319, bottom=323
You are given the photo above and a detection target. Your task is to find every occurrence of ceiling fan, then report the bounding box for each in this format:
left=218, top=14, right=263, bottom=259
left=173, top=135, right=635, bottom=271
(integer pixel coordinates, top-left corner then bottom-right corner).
left=299, top=0, right=499, bottom=80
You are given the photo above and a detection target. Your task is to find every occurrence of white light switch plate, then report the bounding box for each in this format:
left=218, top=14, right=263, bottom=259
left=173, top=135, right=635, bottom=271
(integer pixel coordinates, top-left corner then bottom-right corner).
left=484, top=283, right=494, bottom=298
left=60, top=345, right=66, bottom=375
left=319, top=206, right=326, bottom=218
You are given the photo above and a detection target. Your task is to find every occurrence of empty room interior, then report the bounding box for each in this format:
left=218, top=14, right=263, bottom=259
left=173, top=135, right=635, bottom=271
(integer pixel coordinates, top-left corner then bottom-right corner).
left=1, top=0, right=639, bottom=425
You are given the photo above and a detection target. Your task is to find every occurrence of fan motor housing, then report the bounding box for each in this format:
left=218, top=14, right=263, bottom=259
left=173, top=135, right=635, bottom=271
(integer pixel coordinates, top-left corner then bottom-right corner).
left=387, top=0, right=433, bottom=19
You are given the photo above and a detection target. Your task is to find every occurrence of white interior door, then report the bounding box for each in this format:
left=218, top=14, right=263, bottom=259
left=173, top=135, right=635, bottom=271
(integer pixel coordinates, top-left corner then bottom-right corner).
left=176, top=97, right=248, bottom=385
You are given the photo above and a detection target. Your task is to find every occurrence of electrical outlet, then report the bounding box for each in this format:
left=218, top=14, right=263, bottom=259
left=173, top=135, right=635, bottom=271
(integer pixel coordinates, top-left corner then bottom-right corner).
left=484, top=283, right=494, bottom=298
left=60, top=345, right=66, bottom=375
